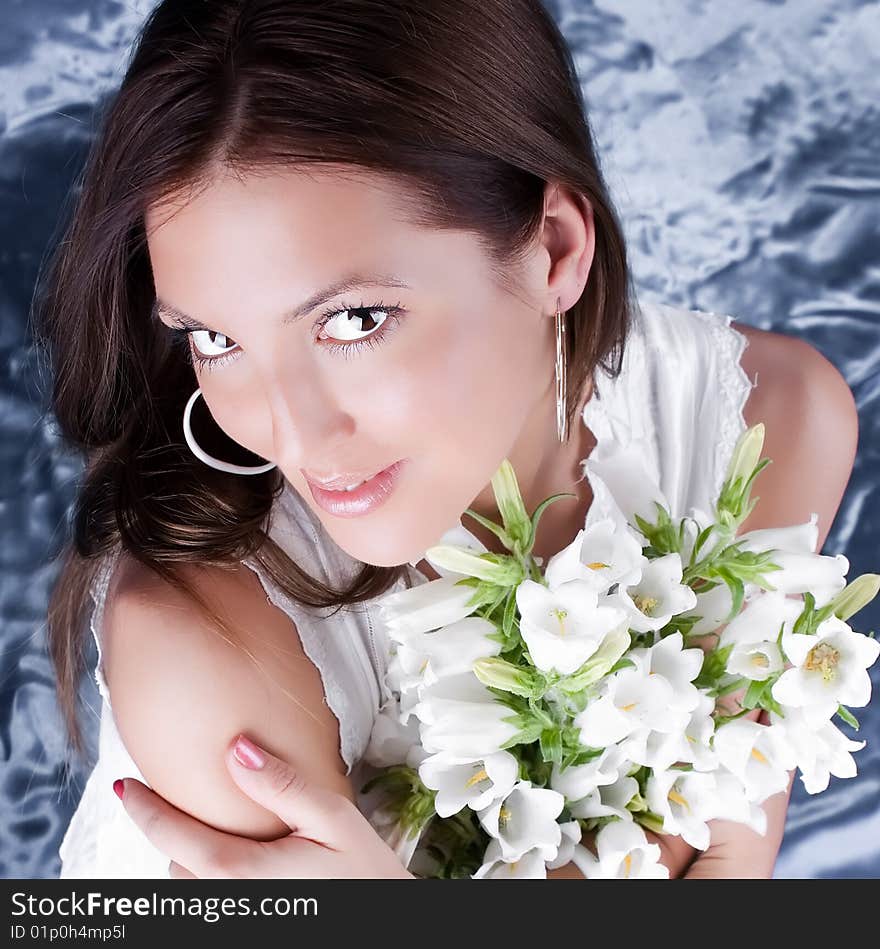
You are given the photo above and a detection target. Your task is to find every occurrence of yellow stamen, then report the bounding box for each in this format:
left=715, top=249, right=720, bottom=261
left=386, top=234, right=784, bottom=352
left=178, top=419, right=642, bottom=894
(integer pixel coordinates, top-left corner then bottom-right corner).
left=498, top=805, right=512, bottom=828
left=751, top=747, right=769, bottom=765
left=668, top=789, right=690, bottom=812
left=465, top=768, right=489, bottom=789
left=633, top=594, right=659, bottom=616
left=552, top=607, right=568, bottom=637
left=587, top=561, right=611, bottom=570
left=419, top=658, right=429, bottom=674
left=620, top=702, right=638, bottom=712
left=804, top=642, right=840, bottom=682
left=623, top=853, right=633, bottom=878
left=751, top=653, right=770, bottom=668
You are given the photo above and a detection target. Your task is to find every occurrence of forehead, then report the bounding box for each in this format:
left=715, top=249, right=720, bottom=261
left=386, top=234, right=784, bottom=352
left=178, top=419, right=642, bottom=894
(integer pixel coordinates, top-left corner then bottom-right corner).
left=143, top=166, right=437, bottom=314
left=145, top=165, right=418, bottom=246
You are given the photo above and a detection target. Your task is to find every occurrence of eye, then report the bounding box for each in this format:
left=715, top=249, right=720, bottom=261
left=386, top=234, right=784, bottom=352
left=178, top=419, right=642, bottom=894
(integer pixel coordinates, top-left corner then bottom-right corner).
left=190, top=329, right=238, bottom=358
left=315, top=300, right=404, bottom=358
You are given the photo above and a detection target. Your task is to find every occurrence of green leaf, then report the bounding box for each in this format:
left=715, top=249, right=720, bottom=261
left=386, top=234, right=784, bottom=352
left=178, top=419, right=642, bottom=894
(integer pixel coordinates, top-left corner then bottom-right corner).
left=539, top=727, right=563, bottom=765
left=836, top=705, right=860, bottom=731
left=524, top=493, right=578, bottom=556
left=462, top=507, right=514, bottom=550
left=742, top=678, right=766, bottom=710
left=501, top=588, right=519, bottom=641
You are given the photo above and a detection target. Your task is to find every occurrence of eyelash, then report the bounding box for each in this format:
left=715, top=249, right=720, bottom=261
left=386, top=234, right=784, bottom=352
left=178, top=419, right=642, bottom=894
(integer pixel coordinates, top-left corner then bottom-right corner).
left=169, top=298, right=404, bottom=370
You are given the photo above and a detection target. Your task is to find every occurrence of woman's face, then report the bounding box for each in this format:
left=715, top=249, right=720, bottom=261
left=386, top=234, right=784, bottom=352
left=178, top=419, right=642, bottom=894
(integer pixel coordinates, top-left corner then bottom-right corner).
left=147, top=166, right=593, bottom=567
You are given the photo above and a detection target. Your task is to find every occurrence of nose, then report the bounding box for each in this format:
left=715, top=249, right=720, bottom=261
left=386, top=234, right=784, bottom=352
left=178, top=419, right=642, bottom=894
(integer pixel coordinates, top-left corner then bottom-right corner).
left=263, top=365, right=355, bottom=472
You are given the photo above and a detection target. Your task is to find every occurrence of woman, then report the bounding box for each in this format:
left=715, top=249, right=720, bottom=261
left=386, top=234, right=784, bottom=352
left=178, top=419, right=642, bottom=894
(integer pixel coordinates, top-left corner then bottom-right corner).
left=38, top=0, right=858, bottom=879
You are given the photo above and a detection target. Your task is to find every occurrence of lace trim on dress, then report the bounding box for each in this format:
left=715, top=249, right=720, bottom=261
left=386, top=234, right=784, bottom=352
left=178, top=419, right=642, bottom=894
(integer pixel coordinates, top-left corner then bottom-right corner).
left=88, top=546, right=122, bottom=708
left=704, top=311, right=756, bottom=504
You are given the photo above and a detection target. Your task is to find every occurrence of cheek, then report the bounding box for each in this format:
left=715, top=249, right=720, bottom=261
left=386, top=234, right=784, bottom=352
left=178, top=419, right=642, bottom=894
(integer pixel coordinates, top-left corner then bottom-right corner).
left=198, top=375, right=275, bottom=457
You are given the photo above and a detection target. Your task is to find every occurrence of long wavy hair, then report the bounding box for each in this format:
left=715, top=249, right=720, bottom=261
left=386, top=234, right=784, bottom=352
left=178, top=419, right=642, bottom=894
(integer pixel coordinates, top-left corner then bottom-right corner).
left=33, top=0, right=637, bottom=758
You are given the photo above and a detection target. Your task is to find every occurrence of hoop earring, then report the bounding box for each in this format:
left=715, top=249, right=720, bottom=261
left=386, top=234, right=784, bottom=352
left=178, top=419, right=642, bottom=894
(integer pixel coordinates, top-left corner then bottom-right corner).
left=555, top=298, right=568, bottom=444
left=182, top=387, right=277, bottom=476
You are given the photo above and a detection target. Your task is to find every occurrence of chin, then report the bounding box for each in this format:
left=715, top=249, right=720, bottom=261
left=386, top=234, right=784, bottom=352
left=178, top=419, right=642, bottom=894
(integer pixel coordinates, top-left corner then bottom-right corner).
left=323, top=509, right=451, bottom=571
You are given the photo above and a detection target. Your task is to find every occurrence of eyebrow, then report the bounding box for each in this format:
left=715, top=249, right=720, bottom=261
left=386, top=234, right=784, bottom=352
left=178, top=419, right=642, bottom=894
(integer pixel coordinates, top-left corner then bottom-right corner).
left=153, top=272, right=412, bottom=331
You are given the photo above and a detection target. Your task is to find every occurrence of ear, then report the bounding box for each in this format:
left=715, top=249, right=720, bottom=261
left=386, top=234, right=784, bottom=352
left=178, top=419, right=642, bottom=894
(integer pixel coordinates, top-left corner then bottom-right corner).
left=539, top=180, right=596, bottom=315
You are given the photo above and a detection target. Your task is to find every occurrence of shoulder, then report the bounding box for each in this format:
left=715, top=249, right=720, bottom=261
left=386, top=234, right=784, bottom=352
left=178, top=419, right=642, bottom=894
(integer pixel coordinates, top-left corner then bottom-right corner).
left=730, top=320, right=858, bottom=549
left=102, top=553, right=355, bottom=841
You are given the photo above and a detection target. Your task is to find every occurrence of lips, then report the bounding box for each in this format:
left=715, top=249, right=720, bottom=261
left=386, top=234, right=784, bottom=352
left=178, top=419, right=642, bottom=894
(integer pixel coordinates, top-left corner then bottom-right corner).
left=305, top=459, right=407, bottom=518
left=302, top=467, right=387, bottom=491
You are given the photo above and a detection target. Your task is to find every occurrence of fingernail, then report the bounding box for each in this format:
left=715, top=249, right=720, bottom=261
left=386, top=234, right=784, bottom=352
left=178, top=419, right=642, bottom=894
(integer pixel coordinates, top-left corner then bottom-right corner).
left=113, top=779, right=125, bottom=801
left=233, top=734, right=266, bottom=770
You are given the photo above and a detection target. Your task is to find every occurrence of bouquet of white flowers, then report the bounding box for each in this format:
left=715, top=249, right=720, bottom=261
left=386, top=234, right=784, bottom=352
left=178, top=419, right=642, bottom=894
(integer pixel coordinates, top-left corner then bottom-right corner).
left=360, top=424, right=879, bottom=879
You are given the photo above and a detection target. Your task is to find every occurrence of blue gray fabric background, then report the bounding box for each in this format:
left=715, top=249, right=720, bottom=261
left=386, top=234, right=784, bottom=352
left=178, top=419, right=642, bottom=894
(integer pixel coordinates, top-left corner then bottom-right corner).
left=1, top=0, right=878, bottom=878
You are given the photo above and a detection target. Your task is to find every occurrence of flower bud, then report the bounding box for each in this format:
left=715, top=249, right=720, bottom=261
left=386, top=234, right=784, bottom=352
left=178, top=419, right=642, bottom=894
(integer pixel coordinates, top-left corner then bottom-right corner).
left=825, top=574, right=880, bottom=622
left=491, top=459, right=533, bottom=553
left=424, top=544, right=525, bottom=586
left=472, top=656, right=543, bottom=698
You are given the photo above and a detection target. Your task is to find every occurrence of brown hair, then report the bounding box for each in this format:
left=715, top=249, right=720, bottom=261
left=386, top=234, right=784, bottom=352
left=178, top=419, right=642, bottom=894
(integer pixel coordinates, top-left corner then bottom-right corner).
left=33, top=0, right=637, bottom=758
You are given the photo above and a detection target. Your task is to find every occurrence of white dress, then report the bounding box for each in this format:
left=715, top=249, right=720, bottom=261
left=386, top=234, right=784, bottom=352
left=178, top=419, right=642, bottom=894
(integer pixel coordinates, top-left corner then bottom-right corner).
left=57, top=299, right=754, bottom=877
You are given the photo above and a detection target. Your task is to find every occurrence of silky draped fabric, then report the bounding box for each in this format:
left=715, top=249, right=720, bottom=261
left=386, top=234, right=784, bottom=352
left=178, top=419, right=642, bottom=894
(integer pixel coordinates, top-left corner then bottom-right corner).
left=56, top=300, right=758, bottom=877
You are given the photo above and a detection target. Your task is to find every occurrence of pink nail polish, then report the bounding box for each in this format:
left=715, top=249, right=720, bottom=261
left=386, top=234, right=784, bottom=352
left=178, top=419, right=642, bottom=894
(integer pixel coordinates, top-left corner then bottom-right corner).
left=113, top=779, right=125, bottom=801
left=233, top=734, right=266, bottom=769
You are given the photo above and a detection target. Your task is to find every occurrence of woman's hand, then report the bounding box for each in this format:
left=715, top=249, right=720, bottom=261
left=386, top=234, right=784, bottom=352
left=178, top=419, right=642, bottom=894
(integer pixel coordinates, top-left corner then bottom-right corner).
left=116, top=733, right=415, bottom=879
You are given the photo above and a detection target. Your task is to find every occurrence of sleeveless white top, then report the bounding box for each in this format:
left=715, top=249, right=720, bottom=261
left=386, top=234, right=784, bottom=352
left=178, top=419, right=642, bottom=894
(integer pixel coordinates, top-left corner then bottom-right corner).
left=57, top=300, right=754, bottom=878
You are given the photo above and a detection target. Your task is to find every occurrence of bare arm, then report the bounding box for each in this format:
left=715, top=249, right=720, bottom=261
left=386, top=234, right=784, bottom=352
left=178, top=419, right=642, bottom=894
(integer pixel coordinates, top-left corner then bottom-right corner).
left=103, top=557, right=357, bottom=844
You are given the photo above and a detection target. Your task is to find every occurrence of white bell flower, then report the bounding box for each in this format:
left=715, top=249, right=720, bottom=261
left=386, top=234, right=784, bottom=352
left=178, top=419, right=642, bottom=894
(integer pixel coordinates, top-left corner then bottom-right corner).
left=570, top=820, right=670, bottom=879
left=616, top=553, right=698, bottom=635
left=549, top=744, right=627, bottom=802
left=719, top=588, right=803, bottom=648
left=568, top=771, right=640, bottom=822
left=472, top=839, right=548, bottom=879
left=628, top=632, right=705, bottom=711
left=406, top=615, right=503, bottom=686
left=543, top=516, right=644, bottom=593
left=545, top=820, right=583, bottom=870
left=768, top=706, right=867, bottom=794
left=727, top=641, right=785, bottom=681
left=737, top=512, right=820, bottom=556
left=624, top=690, right=717, bottom=772
left=516, top=577, right=629, bottom=676
left=583, top=436, right=671, bottom=536
left=476, top=780, right=565, bottom=862
left=772, top=616, right=880, bottom=725
left=378, top=575, right=481, bottom=639
left=677, top=580, right=734, bottom=638
left=363, top=699, right=423, bottom=768
left=707, top=769, right=769, bottom=835
left=574, top=666, right=685, bottom=748
left=711, top=718, right=795, bottom=804
left=748, top=550, right=850, bottom=608
left=645, top=768, right=719, bottom=851
left=413, top=673, right=523, bottom=758
left=417, top=749, right=519, bottom=818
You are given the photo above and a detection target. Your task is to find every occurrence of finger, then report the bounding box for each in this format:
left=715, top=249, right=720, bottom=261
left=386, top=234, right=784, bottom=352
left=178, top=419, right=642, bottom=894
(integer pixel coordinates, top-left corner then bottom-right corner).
left=168, top=860, right=198, bottom=880
left=225, top=734, right=358, bottom=847
left=118, top=778, right=254, bottom=878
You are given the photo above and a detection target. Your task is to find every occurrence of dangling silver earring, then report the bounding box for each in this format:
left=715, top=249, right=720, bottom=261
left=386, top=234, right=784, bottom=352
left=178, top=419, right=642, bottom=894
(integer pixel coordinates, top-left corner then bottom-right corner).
left=182, top=387, right=276, bottom=476
left=555, top=298, right=568, bottom=444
